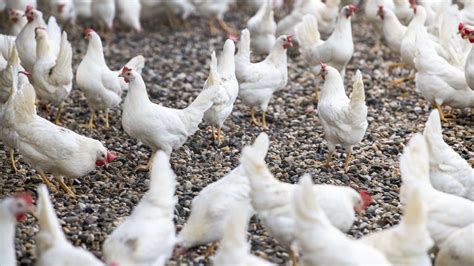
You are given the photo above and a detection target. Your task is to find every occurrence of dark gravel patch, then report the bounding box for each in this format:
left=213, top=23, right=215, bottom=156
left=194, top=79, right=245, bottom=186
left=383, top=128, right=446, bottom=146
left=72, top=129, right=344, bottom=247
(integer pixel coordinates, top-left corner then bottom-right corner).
left=1, top=3, right=473, bottom=265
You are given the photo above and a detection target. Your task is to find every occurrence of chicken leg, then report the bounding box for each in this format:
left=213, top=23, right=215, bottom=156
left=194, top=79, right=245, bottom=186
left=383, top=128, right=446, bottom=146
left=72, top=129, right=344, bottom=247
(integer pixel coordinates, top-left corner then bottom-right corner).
left=288, top=248, right=297, bottom=266
left=324, top=149, right=334, bottom=169
left=390, top=72, right=415, bottom=86
left=208, top=19, right=219, bottom=35
left=251, top=107, right=261, bottom=126
left=313, top=82, right=320, bottom=102
left=217, top=18, right=234, bottom=35
left=203, top=241, right=217, bottom=257
left=217, top=127, right=222, bottom=145
left=211, top=125, right=216, bottom=141
left=343, top=150, right=352, bottom=173
left=39, top=172, right=58, bottom=193
left=54, top=176, right=75, bottom=197
left=9, top=150, right=18, bottom=173
left=104, top=111, right=109, bottom=128
left=434, top=104, right=448, bottom=122
left=388, top=62, right=405, bottom=70
left=54, top=105, right=63, bottom=125
left=262, top=111, right=267, bottom=128
left=369, top=37, right=381, bottom=53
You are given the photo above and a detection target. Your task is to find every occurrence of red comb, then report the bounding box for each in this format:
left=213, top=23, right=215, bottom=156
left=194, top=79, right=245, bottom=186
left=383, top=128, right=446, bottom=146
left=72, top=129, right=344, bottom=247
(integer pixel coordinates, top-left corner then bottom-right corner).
left=84, top=28, right=95, bottom=35
left=320, top=62, right=327, bottom=70
left=25, top=5, right=33, bottom=13
left=15, top=192, right=33, bottom=205
left=378, top=5, right=383, bottom=11
left=458, top=22, right=465, bottom=31
left=108, top=262, right=119, bottom=266
left=348, top=4, right=357, bottom=11
left=122, top=66, right=131, bottom=73
left=359, top=191, right=372, bottom=209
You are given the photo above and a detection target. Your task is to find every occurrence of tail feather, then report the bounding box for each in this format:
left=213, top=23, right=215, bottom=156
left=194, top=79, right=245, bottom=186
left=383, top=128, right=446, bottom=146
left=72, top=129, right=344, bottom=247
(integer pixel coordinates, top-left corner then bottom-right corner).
left=46, top=16, right=62, bottom=55
left=295, top=14, right=320, bottom=48
left=50, top=31, right=72, bottom=85
left=236, top=29, right=251, bottom=59
left=124, top=55, right=145, bottom=74
left=218, top=39, right=236, bottom=79
left=13, top=82, right=37, bottom=123
left=400, top=134, right=432, bottom=202
left=148, top=151, right=176, bottom=207
left=36, top=185, right=67, bottom=244
left=206, top=50, right=219, bottom=86
left=240, top=145, right=274, bottom=184
left=403, top=189, right=426, bottom=228
left=251, top=132, right=270, bottom=159
left=350, top=70, right=365, bottom=108
left=292, top=175, right=329, bottom=226
left=423, top=109, right=442, bottom=140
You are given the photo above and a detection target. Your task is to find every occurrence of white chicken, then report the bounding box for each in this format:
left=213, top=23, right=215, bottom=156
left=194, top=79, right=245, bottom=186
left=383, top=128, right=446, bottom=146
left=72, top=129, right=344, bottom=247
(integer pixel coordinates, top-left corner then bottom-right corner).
left=393, top=0, right=414, bottom=25
left=0, top=47, right=23, bottom=173
left=364, top=0, right=395, bottom=52
left=399, top=134, right=474, bottom=247
left=6, top=0, right=36, bottom=10
left=192, top=0, right=234, bottom=34
left=291, top=175, right=391, bottom=266
left=119, top=67, right=219, bottom=171
left=377, top=5, right=406, bottom=57
left=177, top=133, right=269, bottom=255
left=35, top=185, right=104, bottom=266
left=360, top=189, right=433, bottom=266
left=0, top=192, right=34, bottom=266
left=77, top=28, right=145, bottom=129
left=32, top=27, right=72, bottom=124
left=91, top=0, right=115, bottom=32
left=203, top=40, right=238, bottom=144
left=211, top=204, right=275, bottom=266
left=15, top=6, right=61, bottom=73
left=435, top=224, right=474, bottom=266
left=103, top=151, right=177, bottom=266
left=318, top=66, right=367, bottom=171
left=116, top=0, right=142, bottom=32
left=11, top=79, right=116, bottom=197
left=295, top=5, right=355, bottom=78
left=73, top=0, right=91, bottom=19
left=235, top=29, right=291, bottom=128
left=414, top=30, right=474, bottom=121
left=247, top=0, right=276, bottom=55
left=240, top=143, right=372, bottom=265
left=48, top=0, right=76, bottom=25
left=423, top=110, right=474, bottom=200
left=8, top=8, right=28, bottom=36
left=275, top=0, right=310, bottom=37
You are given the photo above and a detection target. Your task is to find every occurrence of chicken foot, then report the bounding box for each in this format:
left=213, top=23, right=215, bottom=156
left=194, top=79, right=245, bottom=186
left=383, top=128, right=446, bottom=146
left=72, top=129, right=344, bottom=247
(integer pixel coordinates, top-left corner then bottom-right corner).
left=388, top=62, right=405, bottom=70
left=39, top=172, right=58, bottom=193
left=288, top=248, right=298, bottom=266
left=262, top=111, right=267, bottom=128
left=9, top=150, right=18, bottom=173
left=434, top=104, right=448, bottom=122
left=251, top=107, right=261, bottom=126
left=203, top=241, right=217, bottom=257
left=390, top=71, right=415, bottom=86
left=54, top=176, right=75, bottom=197
left=135, top=151, right=157, bottom=172
left=369, top=37, right=381, bottom=53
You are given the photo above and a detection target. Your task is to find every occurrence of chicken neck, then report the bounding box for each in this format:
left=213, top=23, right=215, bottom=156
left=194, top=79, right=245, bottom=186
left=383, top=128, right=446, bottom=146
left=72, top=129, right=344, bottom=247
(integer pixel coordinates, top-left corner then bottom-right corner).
left=85, top=35, right=107, bottom=66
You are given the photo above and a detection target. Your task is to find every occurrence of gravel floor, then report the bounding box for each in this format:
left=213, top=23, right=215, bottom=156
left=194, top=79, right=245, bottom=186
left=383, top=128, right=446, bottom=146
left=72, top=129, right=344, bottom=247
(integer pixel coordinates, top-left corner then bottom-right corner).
left=1, top=3, right=473, bottom=265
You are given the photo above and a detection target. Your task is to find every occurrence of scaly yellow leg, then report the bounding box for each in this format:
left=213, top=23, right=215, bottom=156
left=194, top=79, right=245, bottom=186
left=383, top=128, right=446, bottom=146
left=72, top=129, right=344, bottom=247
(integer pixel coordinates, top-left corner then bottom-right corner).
left=217, top=127, right=222, bottom=145
left=343, top=150, right=353, bottom=173
left=324, top=150, right=334, bottom=169
left=388, top=62, right=405, bottom=70
left=211, top=125, right=216, bottom=141
left=9, top=150, right=18, bottom=173
left=251, top=108, right=261, bottom=126
left=208, top=19, right=219, bottom=35
left=54, top=176, right=75, bottom=197
left=262, top=111, right=267, bottom=128
left=435, top=104, right=448, bottom=122
left=89, top=112, right=95, bottom=128
left=288, top=248, right=297, bottom=266
left=54, top=105, right=63, bottom=125
left=217, top=18, right=234, bottom=35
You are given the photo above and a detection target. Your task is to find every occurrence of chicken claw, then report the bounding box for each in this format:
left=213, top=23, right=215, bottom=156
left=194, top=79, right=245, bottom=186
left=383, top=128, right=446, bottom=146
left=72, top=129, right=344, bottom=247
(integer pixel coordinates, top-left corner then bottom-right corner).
left=387, top=62, right=405, bottom=70
left=369, top=38, right=381, bottom=53
left=54, top=176, right=75, bottom=197
left=135, top=152, right=157, bottom=172
left=39, top=172, right=58, bottom=193
left=324, top=150, right=334, bottom=170
left=434, top=104, right=448, bottom=122
left=203, top=241, right=217, bottom=257
left=390, top=74, right=414, bottom=86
